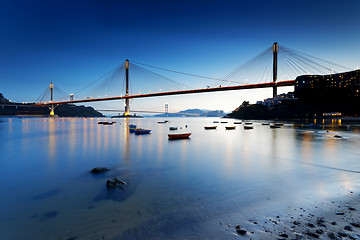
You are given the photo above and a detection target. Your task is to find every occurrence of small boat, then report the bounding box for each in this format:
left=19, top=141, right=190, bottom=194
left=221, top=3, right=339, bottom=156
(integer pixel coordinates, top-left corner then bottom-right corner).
left=338, top=125, right=350, bottom=130
left=225, top=126, right=236, bottom=130
left=169, top=127, right=178, bottom=130
left=168, top=132, right=191, bottom=140
left=234, top=122, right=242, bottom=124
left=262, top=123, right=270, bottom=125
left=244, top=122, right=253, bottom=125
left=220, top=121, right=228, bottom=123
left=98, top=121, right=115, bottom=125
left=204, top=126, right=217, bottom=130
left=129, top=124, right=137, bottom=133
left=274, top=123, right=284, bottom=126
left=158, top=120, right=169, bottom=124
left=135, top=128, right=151, bottom=135
left=270, top=125, right=281, bottom=128
left=293, top=123, right=303, bottom=128
left=244, top=125, right=253, bottom=129
left=213, top=121, right=219, bottom=123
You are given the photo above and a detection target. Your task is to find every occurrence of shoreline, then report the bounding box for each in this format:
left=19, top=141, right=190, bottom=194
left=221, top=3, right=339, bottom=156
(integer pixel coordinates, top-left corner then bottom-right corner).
left=229, top=191, right=360, bottom=239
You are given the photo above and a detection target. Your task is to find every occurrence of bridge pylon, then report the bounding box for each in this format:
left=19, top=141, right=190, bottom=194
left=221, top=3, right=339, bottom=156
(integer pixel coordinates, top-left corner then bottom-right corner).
left=49, top=82, right=55, bottom=116
left=124, top=59, right=130, bottom=116
left=273, top=42, right=278, bottom=98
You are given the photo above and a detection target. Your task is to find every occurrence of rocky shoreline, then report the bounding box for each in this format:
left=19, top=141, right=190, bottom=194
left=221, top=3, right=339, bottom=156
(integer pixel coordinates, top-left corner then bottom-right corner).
left=231, top=191, right=360, bottom=239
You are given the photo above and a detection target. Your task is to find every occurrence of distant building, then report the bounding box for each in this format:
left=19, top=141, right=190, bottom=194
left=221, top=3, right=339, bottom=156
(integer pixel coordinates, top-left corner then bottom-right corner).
left=257, top=92, right=297, bottom=107
left=295, top=69, right=360, bottom=99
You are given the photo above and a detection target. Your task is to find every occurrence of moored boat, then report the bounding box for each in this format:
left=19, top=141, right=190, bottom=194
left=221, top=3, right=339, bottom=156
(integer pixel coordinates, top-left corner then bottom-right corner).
left=135, top=128, right=151, bottom=135
left=234, top=122, right=242, bottom=124
left=220, top=121, right=228, bottom=123
left=129, top=124, right=137, bottom=133
left=98, top=121, right=115, bottom=125
left=244, top=122, right=253, bottom=125
left=262, top=123, right=270, bottom=125
left=169, top=127, right=178, bottom=130
left=225, top=126, right=236, bottom=130
left=244, top=125, right=253, bottom=129
left=204, top=126, right=217, bottom=130
left=270, top=125, right=281, bottom=128
left=158, top=120, right=170, bottom=124
left=168, top=132, right=191, bottom=140
left=274, top=123, right=284, bottom=126
left=213, top=121, right=219, bottom=123
left=293, top=123, right=303, bottom=128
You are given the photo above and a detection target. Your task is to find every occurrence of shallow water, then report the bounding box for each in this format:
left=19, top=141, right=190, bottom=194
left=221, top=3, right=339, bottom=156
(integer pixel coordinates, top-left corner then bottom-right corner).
left=1, top=117, right=360, bottom=239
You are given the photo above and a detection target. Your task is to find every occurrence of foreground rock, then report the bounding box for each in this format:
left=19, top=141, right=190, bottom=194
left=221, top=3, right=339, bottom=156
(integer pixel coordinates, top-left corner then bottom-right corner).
left=90, top=167, right=109, bottom=174
left=106, top=177, right=126, bottom=189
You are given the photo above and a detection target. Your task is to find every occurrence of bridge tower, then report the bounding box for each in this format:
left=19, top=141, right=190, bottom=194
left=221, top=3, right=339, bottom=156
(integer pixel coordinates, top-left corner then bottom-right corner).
left=49, top=82, right=55, bottom=116
left=272, top=42, right=278, bottom=98
left=165, top=104, right=168, bottom=117
left=125, top=59, right=130, bottom=116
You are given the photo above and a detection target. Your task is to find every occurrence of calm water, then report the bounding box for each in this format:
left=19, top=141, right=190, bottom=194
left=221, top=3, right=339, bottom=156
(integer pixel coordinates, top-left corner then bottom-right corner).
left=1, top=117, right=360, bottom=239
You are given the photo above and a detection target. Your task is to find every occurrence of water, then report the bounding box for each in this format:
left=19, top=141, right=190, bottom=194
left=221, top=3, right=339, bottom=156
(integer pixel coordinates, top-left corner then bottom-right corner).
left=1, top=117, right=360, bottom=239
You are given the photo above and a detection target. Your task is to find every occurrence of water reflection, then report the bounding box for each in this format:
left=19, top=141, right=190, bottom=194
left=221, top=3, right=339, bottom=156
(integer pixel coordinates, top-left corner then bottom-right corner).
left=1, top=117, right=360, bottom=240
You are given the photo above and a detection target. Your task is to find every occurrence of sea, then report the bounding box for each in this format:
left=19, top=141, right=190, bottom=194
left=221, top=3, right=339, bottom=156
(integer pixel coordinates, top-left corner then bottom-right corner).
left=0, top=117, right=360, bottom=239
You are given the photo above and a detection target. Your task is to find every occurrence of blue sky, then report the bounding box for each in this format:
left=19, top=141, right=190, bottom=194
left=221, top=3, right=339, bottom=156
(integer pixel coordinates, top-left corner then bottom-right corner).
left=1, top=0, right=360, bottom=113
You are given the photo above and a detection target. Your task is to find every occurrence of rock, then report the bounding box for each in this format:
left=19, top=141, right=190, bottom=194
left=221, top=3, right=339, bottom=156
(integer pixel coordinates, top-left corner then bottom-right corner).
left=338, top=232, right=347, bottom=237
left=350, top=221, right=360, bottom=228
left=349, top=206, right=356, bottom=211
left=349, top=234, right=357, bottom=239
left=90, top=167, right=109, bottom=174
left=316, top=217, right=325, bottom=225
left=331, top=221, right=337, bottom=225
left=335, top=212, right=344, bottom=215
left=306, top=231, right=319, bottom=238
left=334, top=135, right=342, bottom=138
left=327, top=232, right=336, bottom=239
left=106, top=178, right=126, bottom=189
left=345, top=225, right=353, bottom=231
left=307, top=223, right=315, bottom=228
left=279, top=233, right=288, bottom=238
left=316, top=229, right=324, bottom=234
left=235, top=225, right=247, bottom=235
left=293, top=221, right=300, bottom=225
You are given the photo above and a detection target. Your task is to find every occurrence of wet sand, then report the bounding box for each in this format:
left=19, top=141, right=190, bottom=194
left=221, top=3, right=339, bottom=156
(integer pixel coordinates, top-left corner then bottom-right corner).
left=229, top=190, right=360, bottom=239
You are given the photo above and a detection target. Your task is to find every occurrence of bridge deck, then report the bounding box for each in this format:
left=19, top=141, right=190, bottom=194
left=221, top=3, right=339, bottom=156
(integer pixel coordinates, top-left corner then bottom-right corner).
left=36, top=80, right=295, bottom=106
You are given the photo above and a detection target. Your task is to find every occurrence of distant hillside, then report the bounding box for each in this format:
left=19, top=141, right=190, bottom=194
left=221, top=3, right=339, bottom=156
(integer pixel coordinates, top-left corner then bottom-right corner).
left=0, top=93, right=9, bottom=103
left=0, top=93, right=104, bottom=117
left=150, top=108, right=225, bottom=117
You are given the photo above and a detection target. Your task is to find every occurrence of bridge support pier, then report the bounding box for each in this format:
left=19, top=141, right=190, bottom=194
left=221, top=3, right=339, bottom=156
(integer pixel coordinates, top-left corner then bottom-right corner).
left=125, top=59, right=130, bottom=116
left=273, top=42, right=278, bottom=98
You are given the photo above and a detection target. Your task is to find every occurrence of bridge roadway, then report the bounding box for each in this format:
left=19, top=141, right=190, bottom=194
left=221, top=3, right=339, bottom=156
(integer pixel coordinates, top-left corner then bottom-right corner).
left=35, top=80, right=295, bottom=106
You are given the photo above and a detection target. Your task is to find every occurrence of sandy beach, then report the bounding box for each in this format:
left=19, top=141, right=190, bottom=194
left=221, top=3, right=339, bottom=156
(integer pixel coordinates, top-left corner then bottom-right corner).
left=229, top=190, right=360, bottom=239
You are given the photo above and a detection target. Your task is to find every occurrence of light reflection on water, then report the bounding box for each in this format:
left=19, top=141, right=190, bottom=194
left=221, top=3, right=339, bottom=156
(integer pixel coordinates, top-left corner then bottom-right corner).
left=0, top=117, right=360, bottom=239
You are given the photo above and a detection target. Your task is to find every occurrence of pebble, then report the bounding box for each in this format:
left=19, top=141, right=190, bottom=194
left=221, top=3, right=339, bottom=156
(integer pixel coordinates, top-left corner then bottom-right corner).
left=306, top=231, right=319, bottom=238
left=336, top=212, right=345, bottom=215
left=279, top=233, right=288, bottom=238
left=349, top=207, right=356, bottom=211
left=350, top=221, right=360, bottom=228
left=338, top=231, right=347, bottom=237
left=307, top=223, right=315, bottom=228
left=345, top=225, right=353, bottom=231
left=327, top=232, right=336, bottom=239
left=331, top=221, right=337, bottom=225
left=235, top=225, right=247, bottom=235
left=316, top=229, right=324, bottom=234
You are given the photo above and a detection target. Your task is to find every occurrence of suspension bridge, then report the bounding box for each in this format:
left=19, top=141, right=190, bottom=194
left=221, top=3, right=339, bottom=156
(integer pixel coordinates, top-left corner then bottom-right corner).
left=34, top=42, right=350, bottom=116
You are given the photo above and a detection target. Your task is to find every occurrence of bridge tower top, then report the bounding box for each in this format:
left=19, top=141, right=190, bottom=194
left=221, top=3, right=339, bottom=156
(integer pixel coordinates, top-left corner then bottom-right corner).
left=125, top=59, right=130, bottom=116
left=273, top=42, right=278, bottom=98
